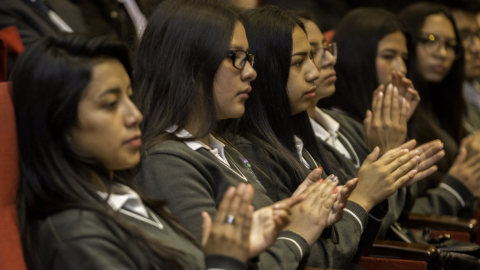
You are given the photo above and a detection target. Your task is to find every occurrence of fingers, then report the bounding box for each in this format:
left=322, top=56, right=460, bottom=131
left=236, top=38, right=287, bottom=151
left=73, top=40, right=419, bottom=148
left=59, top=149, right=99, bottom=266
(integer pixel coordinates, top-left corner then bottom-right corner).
left=384, top=139, right=416, bottom=155
left=372, top=90, right=384, bottom=124
left=382, top=84, right=393, bottom=123
left=414, top=140, right=442, bottom=155
left=293, top=167, right=323, bottom=197
left=215, top=186, right=236, bottom=226
left=362, top=147, right=380, bottom=167
left=391, top=86, right=400, bottom=124
left=201, top=211, right=212, bottom=247
left=377, top=148, right=410, bottom=166
left=410, top=165, right=438, bottom=184
left=343, top=178, right=358, bottom=198
left=364, top=110, right=372, bottom=136
left=452, top=147, right=468, bottom=167
left=399, top=97, right=408, bottom=127
left=390, top=152, right=420, bottom=179
left=242, top=205, right=254, bottom=244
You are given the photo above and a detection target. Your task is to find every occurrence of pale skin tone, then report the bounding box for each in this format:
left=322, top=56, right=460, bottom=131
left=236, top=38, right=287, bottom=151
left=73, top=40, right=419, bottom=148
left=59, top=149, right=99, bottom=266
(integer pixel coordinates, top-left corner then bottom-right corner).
left=452, top=10, right=480, bottom=81
left=302, top=19, right=444, bottom=212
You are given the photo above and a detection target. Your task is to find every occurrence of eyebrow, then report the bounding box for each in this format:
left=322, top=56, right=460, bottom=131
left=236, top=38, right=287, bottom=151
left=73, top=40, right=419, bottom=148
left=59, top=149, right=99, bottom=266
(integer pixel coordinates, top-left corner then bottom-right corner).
left=291, top=51, right=309, bottom=57
left=99, top=85, right=132, bottom=98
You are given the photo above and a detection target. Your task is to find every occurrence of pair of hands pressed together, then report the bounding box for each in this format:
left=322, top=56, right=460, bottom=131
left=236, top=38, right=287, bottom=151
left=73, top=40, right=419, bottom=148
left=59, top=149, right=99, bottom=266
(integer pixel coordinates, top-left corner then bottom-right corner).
left=364, top=71, right=420, bottom=155
left=352, top=71, right=445, bottom=212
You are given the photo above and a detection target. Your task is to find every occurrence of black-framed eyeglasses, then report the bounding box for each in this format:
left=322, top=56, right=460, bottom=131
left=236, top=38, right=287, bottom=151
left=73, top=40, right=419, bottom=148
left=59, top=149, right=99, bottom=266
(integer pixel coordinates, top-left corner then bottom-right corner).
left=313, top=42, right=337, bottom=66
left=227, top=50, right=255, bottom=70
left=418, top=34, right=460, bottom=58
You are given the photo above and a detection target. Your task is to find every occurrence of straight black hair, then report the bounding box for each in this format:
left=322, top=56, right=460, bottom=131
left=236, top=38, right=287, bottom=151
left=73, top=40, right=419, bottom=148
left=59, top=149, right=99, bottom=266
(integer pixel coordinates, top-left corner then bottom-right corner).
left=225, top=6, right=344, bottom=193
left=134, top=0, right=239, bottom=154
left=398, top=2, right=466, bottom=145
left=322, top=7, right=410, bottom=122
left=12, top=34, right=197, bottom=270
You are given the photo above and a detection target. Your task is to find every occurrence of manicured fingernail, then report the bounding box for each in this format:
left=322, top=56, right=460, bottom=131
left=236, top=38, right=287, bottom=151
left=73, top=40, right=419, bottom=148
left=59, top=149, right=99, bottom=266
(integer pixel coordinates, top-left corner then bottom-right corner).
left=331, top=176, right=338, bottom=182
left=327, top=174, right=335, bottom=181
left=341, top=204, right=345, bottom=210
left=318, top=179, right=324, bottom=184
left=333, top=188, right=338, bottom=194
left=317, top=166, right=323, bottom=170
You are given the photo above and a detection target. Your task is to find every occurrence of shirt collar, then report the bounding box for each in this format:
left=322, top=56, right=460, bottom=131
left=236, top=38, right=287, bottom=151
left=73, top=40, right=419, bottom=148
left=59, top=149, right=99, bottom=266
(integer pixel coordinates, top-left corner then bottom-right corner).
left=165, top=125, right=229, bottom=165
left=294, top=135, right=304, bottom=161
left=97, top=184, right=149, bottom=218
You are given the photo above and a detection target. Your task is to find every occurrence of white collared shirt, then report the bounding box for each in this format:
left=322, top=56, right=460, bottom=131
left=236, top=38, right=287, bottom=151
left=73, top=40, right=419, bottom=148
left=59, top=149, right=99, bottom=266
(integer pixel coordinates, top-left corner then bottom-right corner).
left=310, top=107, right=352, bottom=160
left=97, top=184, right=149, bottom=218
left=166, top=126, right=231, bottom=167
left=294, top=135, right=313, bottom=169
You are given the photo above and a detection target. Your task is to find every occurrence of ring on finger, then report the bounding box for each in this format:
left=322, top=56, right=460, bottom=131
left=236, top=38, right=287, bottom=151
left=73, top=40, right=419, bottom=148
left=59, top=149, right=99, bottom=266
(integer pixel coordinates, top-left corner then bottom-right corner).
left=225, top=215, right=235, bottom=225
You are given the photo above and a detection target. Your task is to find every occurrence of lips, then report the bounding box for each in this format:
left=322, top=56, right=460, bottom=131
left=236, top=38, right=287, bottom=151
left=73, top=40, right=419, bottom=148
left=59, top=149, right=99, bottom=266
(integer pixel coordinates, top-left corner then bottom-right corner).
left=304, top=87, right=316, bottom=98
left=125, top=134, right=142, bottom=148
left=431, top=64, right=446, bottom=74
left=237, top=86, right=252, bottom=98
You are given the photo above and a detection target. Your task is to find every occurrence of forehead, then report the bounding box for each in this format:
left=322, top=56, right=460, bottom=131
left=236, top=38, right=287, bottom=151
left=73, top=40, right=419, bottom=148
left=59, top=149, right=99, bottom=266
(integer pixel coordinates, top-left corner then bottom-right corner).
left=452, top=10, right=479, bottom=31
left=378, top=31, right=408, bottom=52
left=292, top=25, right=311, bottom=52
left=421, top=14, right=456, bottom=39
left=303, top=20, right=324, bottom=45
left=84, top=59, right=130, bottom=98
left=230, top=21, right=248, bottom=49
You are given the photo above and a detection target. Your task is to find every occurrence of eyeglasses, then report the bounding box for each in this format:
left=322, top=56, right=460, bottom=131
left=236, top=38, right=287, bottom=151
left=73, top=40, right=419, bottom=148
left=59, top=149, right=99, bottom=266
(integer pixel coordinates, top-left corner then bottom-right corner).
left=459, top=30, right=480, bottom=50
left=418, top=34, right=460, bottom=57
left=313, top=42, right=337, bottom=66
left=227, top=50, right=255, bottom=70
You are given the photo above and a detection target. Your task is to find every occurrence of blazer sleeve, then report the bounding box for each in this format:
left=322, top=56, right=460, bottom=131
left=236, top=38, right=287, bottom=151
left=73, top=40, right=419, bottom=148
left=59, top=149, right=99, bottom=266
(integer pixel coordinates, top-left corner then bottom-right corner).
left=135, top=151, right=311, bottom=270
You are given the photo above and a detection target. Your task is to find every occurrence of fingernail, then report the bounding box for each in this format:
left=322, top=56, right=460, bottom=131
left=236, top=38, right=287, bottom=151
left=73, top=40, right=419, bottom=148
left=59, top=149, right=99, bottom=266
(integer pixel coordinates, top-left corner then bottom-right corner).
left=273, top=204, right=281, bottom=209
left=238, top=184, right=246, bottom=192
left=318, top=179, right=324, bottom=184
left=403, top=149, right=409, bottom=153
left=413, top=150, right=419, bottom=156
left=333, top=188, right=338, bottom=194
left=414, top=156, right=420, bottom=162
left=326, top=174, right=335, bottom=181
left=410, top=170, right=417, bottom=177
left=393, top=86, right=398, bottom=93
left=379, top=91, right=383, bottom=97
left=388, top=83, right=393, bottom=90
left=317, top=166, right=323, bottom=170
left=331, top=176, right=338, bottom=182
left=341, top=204, right=345, bottom=210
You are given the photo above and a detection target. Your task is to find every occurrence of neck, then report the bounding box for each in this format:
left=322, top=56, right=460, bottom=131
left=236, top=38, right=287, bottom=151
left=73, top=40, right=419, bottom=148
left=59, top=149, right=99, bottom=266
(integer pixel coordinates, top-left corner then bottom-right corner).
left=306, top=101, right=318, bottom=119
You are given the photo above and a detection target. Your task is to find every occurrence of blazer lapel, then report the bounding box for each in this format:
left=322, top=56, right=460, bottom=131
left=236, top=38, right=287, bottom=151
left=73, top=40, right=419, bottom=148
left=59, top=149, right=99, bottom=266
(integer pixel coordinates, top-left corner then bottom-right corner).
left=46, top=0, right=87, bottom=32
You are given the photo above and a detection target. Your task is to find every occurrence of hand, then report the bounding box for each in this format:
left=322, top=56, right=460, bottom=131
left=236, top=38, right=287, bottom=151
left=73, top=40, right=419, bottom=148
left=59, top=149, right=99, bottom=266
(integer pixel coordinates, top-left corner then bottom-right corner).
left=448, top=146, right=480, bottom=197
left=392, top=70, right=420, bottom=120
left=364, top=83, right=408, bottom=155
left=326, top=177, right=358, bottom=227
left=284, top=176, right=339, bottom=246
left=248, top=196, right=304, bottom=258
left=349, top=144, right=420, bottom=212
left=291, top=167, right=324, bottom=197
left=407, top=140, right=445, bottom=185
left=202, top=183, right=254, bottom=262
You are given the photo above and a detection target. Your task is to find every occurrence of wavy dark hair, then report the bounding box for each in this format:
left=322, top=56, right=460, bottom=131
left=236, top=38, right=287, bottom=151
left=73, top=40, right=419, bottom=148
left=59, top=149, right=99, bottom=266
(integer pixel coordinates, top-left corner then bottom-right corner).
left=12, top=34, right=198, bottom=270
left=134, top=0, right=239, bottom=154
left=225, top=6, right=344, bottom=193
left=320, top=7, right=410, bottom=122
left=399, top=2, right=466, bottom=145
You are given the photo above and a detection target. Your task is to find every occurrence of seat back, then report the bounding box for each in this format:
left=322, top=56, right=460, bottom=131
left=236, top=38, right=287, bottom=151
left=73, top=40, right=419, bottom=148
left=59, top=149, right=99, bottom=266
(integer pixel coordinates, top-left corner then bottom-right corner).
left=0, top=82, right=27, bottom=269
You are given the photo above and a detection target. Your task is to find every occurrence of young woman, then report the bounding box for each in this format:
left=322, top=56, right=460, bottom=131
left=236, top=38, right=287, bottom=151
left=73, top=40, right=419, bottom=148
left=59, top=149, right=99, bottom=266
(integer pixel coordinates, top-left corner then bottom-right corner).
left=133, top=0, right=343, bottom=269
left=297, top=10, right=445, bottom=239
left=13, top=34, right=259, bottom=270
left=328, top=6, right=479, bottom=218
left=224, top=6, right=423, bottom=269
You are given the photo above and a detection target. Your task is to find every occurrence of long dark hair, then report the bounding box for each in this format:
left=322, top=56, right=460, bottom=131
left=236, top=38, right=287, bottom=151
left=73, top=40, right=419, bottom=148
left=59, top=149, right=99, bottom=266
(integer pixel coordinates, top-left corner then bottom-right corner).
left=399, top=2, right=466, bottom=145
left=322, top=7, right=410, bottom=122
left=12, top=34, right=197, bottom=270
left=225, top=6, right=344, bottom=192
left=134, top=0, right=239, bottom=154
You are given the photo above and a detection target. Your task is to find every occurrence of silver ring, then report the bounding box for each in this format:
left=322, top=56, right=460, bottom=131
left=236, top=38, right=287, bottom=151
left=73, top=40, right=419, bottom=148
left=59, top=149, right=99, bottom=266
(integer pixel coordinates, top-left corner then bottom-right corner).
left=225, top=215, right=235, bottom=225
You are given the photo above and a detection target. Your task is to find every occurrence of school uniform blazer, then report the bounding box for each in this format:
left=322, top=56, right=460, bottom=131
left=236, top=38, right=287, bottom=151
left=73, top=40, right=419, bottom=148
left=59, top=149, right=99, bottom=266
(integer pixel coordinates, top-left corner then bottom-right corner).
left=134, top=140, right=311, bottom=270
left=34, top=208, right=245, bottom=270
left=325, top=109, right=477, bottom=220
left=229, top=135, right=387, bottom=270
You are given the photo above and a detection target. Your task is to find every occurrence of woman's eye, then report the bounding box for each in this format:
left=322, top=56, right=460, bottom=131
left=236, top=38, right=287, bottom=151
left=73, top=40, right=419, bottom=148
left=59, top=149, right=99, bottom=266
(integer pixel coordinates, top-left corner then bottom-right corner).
left=103, top=101, right=118, bottom=110
left=381, top=55, right=394, bottom=60
left=293, top=60, right=303, bottom=67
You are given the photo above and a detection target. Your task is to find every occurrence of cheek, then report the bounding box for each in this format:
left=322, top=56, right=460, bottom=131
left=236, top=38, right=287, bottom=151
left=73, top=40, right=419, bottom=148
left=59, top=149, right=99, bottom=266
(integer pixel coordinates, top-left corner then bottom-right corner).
left=376, top=59, right=392, bottom=85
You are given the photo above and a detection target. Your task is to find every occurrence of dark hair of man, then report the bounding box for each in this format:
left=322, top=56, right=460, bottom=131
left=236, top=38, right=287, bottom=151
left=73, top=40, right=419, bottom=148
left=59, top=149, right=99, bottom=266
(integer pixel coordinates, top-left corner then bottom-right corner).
left=443, top=0, right=480, bottom=14
left=12, top=34, right=197, bottom=270
left=134, top=0, right=239, bottom=155
left=398, top=2, right=466, bottom=145
left=224, top=6, right=344, bottom=193
left=321, top=7, right=410, bottom=123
